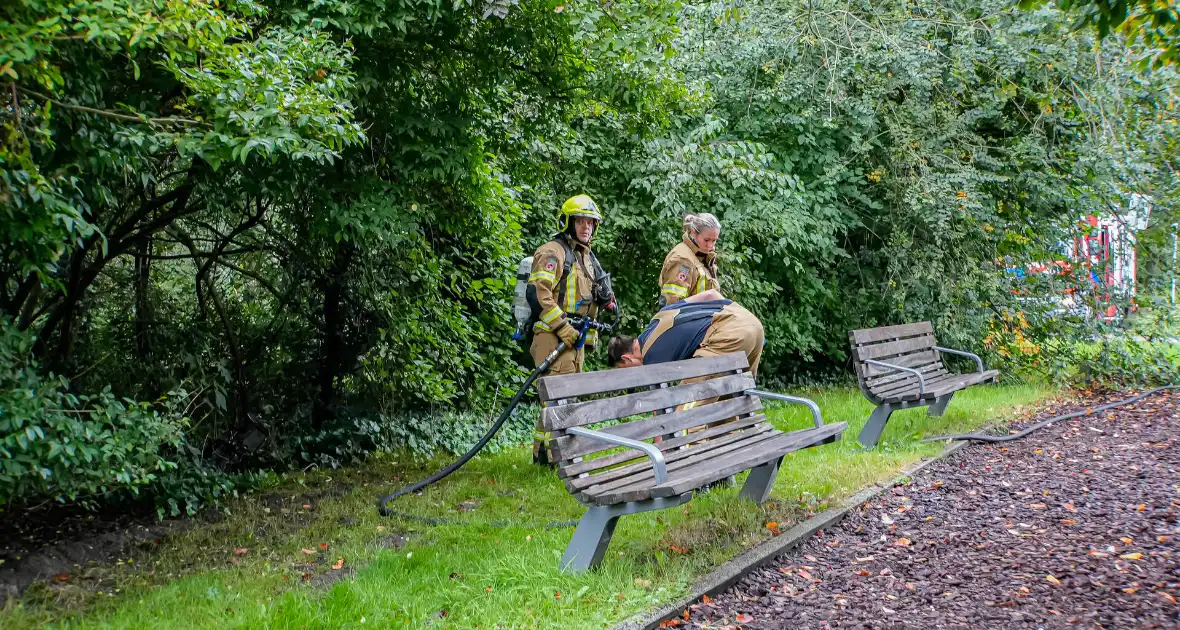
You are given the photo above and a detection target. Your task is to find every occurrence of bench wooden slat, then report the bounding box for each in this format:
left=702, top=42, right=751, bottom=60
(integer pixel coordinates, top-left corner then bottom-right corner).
left=541, top=373, right=756, bottom=431
left=864, top=362, right=947, bottom=390
left=874, top=370, right=999, bottom=402
left=861, top=350, right=940, bottom=378
left=853, top=334, right=937, bottom=361
left=583, top=427, right=787, bottom=504
left=550, top=395, right=762, bottom=462
left=566, top=422, right=774, bottom=494
left=850, top=322, right=933, bottom=345
left=594, top=423, right=846, bottom=504
left=871, top=371, right=963, bottom=399
left=557, top=413, right=767, bottom=478
left=536, top=354, right=749, bottom=402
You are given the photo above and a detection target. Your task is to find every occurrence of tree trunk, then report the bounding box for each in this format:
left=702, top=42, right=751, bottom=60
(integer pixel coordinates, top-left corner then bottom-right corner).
left=134, top=238, right=154, bottom=363
left=313, top=242, right=354, bottom=430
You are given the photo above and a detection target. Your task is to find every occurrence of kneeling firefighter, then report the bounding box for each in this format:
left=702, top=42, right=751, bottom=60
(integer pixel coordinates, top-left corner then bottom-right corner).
left=517, top=194, right=616, bottom=465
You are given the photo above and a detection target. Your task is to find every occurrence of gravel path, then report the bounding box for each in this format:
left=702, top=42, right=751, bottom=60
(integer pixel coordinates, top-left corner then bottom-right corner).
left=678, top=392, right=1180, bottom=629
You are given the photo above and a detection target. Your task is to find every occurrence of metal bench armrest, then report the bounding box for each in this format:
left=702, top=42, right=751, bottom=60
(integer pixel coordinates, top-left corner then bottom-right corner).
left=934, top=346, right=984, bottom=373
left=864, top=359, right=926, bottom=394
left=565, top=427, right=668, bottom=484
left=747, top=389, right=824, bottom=428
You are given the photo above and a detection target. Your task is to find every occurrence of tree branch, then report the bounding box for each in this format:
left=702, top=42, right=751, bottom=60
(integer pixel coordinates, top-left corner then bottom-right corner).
left=213, top=260, right=283, bottom=300
left=18, top=87, right=211, bottom=128
left=143, top=247, right=262, bottom=260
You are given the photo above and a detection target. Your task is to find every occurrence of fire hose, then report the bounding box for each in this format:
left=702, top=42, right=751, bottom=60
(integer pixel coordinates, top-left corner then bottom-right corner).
left=377, top=315, right=615, bottom=516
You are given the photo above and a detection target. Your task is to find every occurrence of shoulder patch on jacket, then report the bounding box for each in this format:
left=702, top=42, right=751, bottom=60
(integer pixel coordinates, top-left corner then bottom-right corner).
left=677, top=265, right=690, bottom=282
left=545, top=256, right=558, bottom=271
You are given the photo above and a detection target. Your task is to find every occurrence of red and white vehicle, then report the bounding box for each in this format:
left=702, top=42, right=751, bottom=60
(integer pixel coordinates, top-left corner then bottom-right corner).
left=1009, top=195, right=1150, bottom=322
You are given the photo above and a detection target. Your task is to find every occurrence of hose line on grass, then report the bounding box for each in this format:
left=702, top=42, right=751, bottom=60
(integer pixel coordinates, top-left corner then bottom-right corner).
left=922, top=385, right=1180, bottom=444
left=375, top=354, right=550, bottom=516
left=380, top=510, right=579, bottom=529
left=376, top=317, right=613, bottom=517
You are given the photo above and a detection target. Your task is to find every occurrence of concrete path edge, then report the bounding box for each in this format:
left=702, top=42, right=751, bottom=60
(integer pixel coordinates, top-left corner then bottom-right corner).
left=608, top=439, right=974, bottom=630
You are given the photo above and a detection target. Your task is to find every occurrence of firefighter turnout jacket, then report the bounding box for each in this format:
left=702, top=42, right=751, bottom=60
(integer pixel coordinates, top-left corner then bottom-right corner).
left=659, top=235, right=720, bottom=307
left=527, top=235, right=601, bottom=361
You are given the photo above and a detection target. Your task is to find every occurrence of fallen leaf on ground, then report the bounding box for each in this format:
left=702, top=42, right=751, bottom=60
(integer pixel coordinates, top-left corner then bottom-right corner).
left=1123, top=587, right=1138, bottom=594
left=736, top=613, right=754, bottom=623
left=895, top=538, right=912, bottom=547
left=332, top=557, right=345, bottom=570
left=300, top=548, right=316, bottom=555
left=1162, top=592, right=1178, bottom=604
left=1062, top=519, right=1078, bottom=525
left=234, top=548, right=249, bottom=556
left=1119, top=552, right=1143, bottom=560
left=53, top=573, right=70, bottom=583
left=702, top=594, right=713, bottom=604
left=1135, top=504, right=1147, bottom=512
left=1046, top=575, right=1062, bottom=585
left=658, top=620, right=682, bottom=628
left=765, top=521, right=779, bottom=530
left=1029, top=504, right=1046, bottom=509
left=1120, top=537, right=1133, bottom=545
left=797, top=569, right=814, bottom=580
left=855, top=569, right=872, bottom=576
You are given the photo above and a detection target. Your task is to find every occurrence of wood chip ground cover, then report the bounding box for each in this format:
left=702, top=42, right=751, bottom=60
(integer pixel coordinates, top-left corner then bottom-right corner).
left=681, top=391, right=1180, bottom=629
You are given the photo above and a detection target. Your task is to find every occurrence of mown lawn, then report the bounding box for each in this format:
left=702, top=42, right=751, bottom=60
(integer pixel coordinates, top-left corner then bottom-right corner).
left=2, top=383, right=1055, bottom=629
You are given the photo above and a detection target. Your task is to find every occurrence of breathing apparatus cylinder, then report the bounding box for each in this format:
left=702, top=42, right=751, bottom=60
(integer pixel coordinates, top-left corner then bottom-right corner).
left=511, top=256, right=534, bottom=341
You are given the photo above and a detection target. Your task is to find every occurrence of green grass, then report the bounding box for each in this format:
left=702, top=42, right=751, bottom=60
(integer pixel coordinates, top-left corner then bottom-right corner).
left=2, top=382, right=1055, bottom=630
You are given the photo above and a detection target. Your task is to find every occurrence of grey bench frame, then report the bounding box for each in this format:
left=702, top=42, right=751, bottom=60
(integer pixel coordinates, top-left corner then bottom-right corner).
left=535, top=352, right=846, bottom=572
left=850, top=322, right=998, bottom=447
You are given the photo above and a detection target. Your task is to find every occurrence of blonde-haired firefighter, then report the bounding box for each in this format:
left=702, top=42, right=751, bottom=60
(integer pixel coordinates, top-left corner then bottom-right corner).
left=658, top=213, right=721, bottom=308
left=527, top=194, right=615, bottom=464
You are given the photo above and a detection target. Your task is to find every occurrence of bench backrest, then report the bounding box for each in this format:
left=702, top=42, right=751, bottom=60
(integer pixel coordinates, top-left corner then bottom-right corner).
left=535, top=353, right=762, bottom=482
left=848, top=322, right=943, bottom=403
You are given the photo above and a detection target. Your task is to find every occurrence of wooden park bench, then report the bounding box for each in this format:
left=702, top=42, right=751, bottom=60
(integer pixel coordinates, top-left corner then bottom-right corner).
left=849, top=322, right=999, bottom=447
left=534, top=352, right=846, bottom=572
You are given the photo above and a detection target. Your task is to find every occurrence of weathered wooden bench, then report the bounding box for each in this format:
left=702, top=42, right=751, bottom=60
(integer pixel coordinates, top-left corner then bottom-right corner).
left=849, top=322, right=999, bottom=447
left=535, top=352, right=846, bottom=572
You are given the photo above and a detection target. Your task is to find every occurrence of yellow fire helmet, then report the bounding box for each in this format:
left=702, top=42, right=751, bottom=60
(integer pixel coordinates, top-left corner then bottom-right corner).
left=558, top=194, right=603, bottom=232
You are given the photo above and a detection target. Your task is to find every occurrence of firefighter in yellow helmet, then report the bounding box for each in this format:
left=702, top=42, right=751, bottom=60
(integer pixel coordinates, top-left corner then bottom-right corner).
left=658, top=213, right=722, bottom=308
left=527, top=194, right=615, bottom=464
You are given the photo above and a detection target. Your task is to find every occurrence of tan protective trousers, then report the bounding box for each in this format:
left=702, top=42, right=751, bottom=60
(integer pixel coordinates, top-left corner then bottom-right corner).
left=530, top=331, right=585, bottom=464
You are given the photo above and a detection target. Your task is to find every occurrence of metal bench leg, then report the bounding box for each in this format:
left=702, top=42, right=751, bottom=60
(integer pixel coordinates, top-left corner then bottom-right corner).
left=561, top=507, right=620, bottom=573
left=560, top=495, right=693, bottom=573
left=858, top=403, right=896, bottom=448
left=928, top=393, right=954, bottom=417
left=739, top=455, right=783, bottom=504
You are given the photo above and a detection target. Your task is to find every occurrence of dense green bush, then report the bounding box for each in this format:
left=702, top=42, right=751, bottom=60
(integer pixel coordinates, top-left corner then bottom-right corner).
left=0, top=324, right=181, bottom=507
